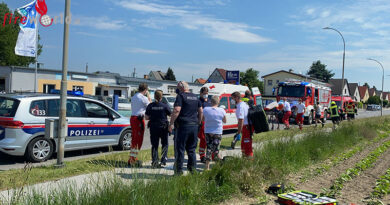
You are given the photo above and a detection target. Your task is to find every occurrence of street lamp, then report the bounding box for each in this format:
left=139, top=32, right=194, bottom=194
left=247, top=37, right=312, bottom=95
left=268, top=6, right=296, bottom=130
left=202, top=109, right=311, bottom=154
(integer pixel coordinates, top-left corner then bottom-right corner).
left=368, top=58, right=384, bottom=116
left=323, top=27, right=346, bottom=110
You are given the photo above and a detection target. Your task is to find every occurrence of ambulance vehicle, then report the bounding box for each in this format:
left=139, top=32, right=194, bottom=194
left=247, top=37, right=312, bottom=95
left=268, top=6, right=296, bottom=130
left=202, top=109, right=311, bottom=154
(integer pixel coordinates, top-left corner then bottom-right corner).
left=201, top=83, right=262, bottom=130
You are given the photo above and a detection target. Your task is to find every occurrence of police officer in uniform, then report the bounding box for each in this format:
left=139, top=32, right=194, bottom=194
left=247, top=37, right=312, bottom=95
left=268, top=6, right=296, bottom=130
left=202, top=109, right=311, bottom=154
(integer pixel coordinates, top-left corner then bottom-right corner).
left=169, top=81, right=203, bottom=175
left=145, top=90, right=171, bottom=168
left=198, top=87, right=211, bottom=163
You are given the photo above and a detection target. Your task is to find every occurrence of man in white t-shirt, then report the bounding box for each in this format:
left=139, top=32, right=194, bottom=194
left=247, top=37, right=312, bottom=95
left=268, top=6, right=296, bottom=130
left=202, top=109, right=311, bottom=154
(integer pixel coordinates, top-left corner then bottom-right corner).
left=128, top=83, right=151, bottom=167
left=282, top=97, right=292, bottom=129
left=231, top=91, right=253, bottom=158
left=295, top=98, right=306, bottom=130
left=203, top=96, right=226, bottom=169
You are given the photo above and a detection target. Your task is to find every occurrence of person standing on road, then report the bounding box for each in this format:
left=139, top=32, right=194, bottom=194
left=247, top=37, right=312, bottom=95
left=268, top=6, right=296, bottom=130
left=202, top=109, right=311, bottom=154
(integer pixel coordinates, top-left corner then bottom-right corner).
left=314, top=102, right=324, bottom=128
left=282, top=97, right=292, bottom=129
left=329, top=101, right=340, bottom=130
left=145, top=90, right=171, bottom=168
left=203, top=96, right=226, bottom=170
left=231, top=91, right=253, bottom=158
left=296, top=98, right=306, bottom=130
left=169, top=81, right=203, bottom=175
left=198, top=87, right=211, bottom=163
left=128, top=83, right=151, bottom=167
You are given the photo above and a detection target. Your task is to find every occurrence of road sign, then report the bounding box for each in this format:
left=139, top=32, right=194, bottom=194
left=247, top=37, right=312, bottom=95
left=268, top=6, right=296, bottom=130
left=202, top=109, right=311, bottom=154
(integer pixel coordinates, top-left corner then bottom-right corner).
left=226, top=71, right=240, bottom=84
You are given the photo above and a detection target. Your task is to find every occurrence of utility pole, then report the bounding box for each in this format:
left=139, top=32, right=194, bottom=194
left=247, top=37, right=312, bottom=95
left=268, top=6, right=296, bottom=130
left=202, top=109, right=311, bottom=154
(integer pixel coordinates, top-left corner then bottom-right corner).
left=368, top=58, right=385, bottom=116
left=56, top=0, right=71, bottom=167
left=85, top=63, right=88, bottom=73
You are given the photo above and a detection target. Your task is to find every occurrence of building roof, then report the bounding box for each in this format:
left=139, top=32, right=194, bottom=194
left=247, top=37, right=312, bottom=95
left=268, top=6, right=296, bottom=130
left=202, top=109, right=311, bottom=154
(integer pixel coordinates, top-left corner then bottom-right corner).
left=149, top=71, right=166, bottom=81
left=368, top=88, right=376, bottom=97
left=194, top=78, right=207, bottom=84
left=261, top=70, right=317, bottom=81
left=328, top=79, right=349, bottom=96
left=376, top=90, right=382, bottom=97
left=358, top=86, right=368, bottom=98
left=216, top=68, right=227, bottom=80
left=349, top=83, right=359, bottom=95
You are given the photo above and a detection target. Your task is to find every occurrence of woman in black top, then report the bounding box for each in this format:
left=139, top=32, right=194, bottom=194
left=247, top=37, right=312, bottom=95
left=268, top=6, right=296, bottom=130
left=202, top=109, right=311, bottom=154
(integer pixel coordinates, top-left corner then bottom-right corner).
left=145, top=90, right=171, bottom=168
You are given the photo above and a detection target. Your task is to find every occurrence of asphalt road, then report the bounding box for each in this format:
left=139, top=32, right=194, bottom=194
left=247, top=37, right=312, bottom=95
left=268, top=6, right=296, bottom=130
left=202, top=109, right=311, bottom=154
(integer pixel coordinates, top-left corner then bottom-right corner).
left=0, top=109, right=389, bottom=171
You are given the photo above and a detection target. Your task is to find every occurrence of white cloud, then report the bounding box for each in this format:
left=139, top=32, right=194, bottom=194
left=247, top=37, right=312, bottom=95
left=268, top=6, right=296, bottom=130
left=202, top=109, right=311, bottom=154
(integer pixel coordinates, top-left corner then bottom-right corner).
left=125, top=47, right=165, bottom=54
left=116, top=0, right=272, bottom=43
left=76, top=16, right=127, bottom=30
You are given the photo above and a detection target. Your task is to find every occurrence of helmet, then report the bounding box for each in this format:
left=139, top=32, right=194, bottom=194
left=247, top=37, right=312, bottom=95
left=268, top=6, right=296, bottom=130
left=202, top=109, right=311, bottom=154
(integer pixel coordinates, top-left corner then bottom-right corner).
left=331, top=101, right=336, bottom=105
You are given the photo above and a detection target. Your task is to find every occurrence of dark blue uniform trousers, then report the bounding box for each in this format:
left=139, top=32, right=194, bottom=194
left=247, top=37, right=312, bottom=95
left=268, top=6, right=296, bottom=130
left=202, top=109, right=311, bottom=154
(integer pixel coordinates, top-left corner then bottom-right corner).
left=174, top=124, right=198, bottom=174
left=150, top=125, right=169, bottom=165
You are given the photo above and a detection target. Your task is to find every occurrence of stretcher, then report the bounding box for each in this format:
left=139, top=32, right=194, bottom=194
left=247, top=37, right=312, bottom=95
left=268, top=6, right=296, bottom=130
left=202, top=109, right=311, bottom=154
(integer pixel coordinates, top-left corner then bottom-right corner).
left=278, top=190, right=337, bottom=205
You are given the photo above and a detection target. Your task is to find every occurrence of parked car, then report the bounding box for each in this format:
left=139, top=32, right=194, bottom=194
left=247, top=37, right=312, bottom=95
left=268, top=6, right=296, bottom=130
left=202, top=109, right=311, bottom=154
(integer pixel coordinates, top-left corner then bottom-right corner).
left=0, top=94, right=131, bottom=162
left=367, top=104, right=381, bottom=111
left=161, top=95, right=176, bottom=111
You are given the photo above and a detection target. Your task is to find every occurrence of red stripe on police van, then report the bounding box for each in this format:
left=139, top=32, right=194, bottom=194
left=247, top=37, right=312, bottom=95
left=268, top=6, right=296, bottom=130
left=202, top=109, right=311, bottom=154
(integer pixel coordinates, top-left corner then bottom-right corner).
left=0, top=117, right=14, bottom=121
left=23, top=124, right=130, bottom=129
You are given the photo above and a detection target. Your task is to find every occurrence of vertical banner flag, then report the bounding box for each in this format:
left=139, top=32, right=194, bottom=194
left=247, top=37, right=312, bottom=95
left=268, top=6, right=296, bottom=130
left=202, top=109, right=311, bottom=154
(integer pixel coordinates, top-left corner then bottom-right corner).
left=15, top=0, right=38, bottom=57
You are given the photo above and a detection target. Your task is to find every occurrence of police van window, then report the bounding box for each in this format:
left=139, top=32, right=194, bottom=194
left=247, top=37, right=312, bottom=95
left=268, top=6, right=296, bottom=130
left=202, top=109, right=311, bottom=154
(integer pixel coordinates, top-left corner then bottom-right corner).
left=66, top=100, right=84, bottom=117
left=30, top=100, right=47, bottom=116
left=219, top=97, right=228, bottom=109
left=84, top=101, right=109, bottom=118
left=0, top=97, right=20, bottom=117
left=47, top=99, right=59, bottom=116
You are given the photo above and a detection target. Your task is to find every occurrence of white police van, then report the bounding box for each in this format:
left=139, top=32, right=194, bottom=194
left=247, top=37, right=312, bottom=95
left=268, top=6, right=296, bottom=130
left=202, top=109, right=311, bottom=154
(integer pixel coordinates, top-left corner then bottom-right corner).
left=0, top=94, right=131, bottom=162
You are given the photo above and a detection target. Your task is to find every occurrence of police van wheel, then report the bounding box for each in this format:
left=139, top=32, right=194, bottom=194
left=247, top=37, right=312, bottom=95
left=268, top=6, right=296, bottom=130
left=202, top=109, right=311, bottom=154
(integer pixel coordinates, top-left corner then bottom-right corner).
left=118, top=130, right=131, bottom=150
left=26, top=137, right=54, bottom=162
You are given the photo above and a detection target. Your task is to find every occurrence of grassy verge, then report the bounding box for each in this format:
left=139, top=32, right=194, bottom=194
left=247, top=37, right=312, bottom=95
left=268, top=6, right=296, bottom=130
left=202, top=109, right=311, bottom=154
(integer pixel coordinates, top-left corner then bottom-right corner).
left=0, top=124, right=302, bottom=191
left=13, top=116, right=390, bottom=205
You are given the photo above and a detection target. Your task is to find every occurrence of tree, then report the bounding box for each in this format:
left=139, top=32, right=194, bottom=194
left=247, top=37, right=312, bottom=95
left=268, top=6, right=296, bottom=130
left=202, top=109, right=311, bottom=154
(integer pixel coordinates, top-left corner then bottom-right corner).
left=0, top=2, right=42, bottom=66
left=165, top=67, right=176, bottom=81
left=367, top=96, right=381, bottom=105
left=307, top=60, right=335, bottom=82
left=240, top=68, right=264, bottom=94
left=383, top=100, right=388, bottom=107
left=363, top=82, right=370, bottom=89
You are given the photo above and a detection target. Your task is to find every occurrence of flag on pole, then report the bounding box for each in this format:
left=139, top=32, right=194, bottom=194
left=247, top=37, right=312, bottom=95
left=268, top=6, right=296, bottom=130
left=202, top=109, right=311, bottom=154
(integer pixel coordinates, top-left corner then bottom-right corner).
left=15, top=0, right=38, bottom=57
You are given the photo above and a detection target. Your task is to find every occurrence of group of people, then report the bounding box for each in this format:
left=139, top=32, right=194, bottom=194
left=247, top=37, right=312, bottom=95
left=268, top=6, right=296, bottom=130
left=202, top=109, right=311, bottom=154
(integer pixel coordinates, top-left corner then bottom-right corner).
left=128, top=82, right=254, bottom=175
left=276, top=97, right=356, bottom=131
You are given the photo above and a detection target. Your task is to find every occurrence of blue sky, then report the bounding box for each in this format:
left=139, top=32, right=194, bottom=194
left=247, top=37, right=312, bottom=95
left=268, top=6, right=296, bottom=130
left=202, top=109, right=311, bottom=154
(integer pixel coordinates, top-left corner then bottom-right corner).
left=4, top=0, right=390, bottom=90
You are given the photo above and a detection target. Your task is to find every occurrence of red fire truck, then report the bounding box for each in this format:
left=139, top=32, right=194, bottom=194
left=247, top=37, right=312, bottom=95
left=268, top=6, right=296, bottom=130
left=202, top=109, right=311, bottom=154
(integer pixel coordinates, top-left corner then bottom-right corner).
left=276, top=80, right=332, bottom=124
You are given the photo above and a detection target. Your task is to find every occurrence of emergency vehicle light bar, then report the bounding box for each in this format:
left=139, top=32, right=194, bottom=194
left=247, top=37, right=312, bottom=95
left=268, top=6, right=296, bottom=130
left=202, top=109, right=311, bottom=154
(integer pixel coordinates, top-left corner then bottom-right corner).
left=50, top=89, right=84, bottom=96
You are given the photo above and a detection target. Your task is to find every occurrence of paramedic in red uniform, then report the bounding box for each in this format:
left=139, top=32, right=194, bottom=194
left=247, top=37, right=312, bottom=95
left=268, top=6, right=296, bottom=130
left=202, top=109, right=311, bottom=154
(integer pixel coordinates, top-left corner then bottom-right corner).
left=295, top=98, right=306, bottom=130
left=231, top=91, right=253, bottom=158
left=128, top=83, right=151, bottom=167
left=198, top=87, right=211, bottom=163
left=282, top=97, right=292, bottom=129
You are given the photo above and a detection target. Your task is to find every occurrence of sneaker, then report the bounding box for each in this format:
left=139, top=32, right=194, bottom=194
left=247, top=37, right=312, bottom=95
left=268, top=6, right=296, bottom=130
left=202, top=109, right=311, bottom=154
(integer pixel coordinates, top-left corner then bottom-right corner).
left=151, top=162, right=162, bottom=169
left=160, top=161, right=166, bottom=166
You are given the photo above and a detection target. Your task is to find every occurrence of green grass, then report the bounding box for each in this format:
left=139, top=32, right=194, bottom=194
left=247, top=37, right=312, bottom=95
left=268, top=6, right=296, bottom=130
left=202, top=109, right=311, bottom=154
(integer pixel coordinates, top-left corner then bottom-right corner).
left=10, top=116, right=390, bottom=205
left=0, top=124, right=300, bottom=191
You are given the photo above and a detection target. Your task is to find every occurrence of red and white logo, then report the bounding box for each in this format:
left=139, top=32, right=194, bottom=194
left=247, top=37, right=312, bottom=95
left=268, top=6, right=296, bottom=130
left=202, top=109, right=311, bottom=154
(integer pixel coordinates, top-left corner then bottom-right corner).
left=35, top=0, right=52, bottom=27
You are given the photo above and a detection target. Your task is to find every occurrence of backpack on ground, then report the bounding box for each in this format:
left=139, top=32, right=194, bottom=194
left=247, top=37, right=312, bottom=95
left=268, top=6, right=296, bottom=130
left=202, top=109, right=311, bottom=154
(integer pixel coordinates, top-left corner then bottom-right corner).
left=248, top=104, right=270, bottom=134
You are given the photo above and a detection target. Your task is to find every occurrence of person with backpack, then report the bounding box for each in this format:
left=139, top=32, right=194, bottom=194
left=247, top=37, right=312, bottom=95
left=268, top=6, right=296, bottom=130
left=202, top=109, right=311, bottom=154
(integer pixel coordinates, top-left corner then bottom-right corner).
left=231, top=91, right=253, bottom=158
left=203, top=95, right=227, bottom=170
left=145, top=90, right=171, bottom=168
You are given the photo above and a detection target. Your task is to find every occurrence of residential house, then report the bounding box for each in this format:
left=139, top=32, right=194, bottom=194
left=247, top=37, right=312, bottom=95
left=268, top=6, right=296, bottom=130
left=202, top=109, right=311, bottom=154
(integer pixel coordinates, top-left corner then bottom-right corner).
left=149, top=71, right=166, bottom=81
left=382, top=92, right=389, bottom=101
left=348, top=83, right=360, bottom=102
left=368, top=88, right=376, bottom=97
left=207, top=68, right=227, bottom=83
left=358, top=86, right=369, bottom=103
left=376, top=90, right=383, bottom=100
left=194, top=78, right=207, bottom=85
left=261, top=70, right=320, bottom=99
left=328, top=79, right=350, bottom=96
